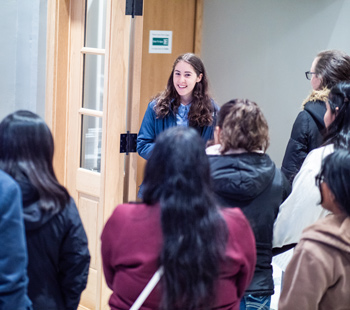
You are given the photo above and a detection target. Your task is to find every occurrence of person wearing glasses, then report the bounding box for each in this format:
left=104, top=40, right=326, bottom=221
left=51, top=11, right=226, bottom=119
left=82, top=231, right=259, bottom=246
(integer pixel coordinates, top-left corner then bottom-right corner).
left=278, top=149, right=350, bottom=309
left=274, top=81, right=350, bottom=253
left=281, top=50, right=350, bottom=183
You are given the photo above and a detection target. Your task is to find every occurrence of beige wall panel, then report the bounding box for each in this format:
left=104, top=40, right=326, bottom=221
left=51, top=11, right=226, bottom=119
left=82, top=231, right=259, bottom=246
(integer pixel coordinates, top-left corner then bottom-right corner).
left=99, top=1, right=131, bottom=223
left=66, top=0, right=85, bottom=204
left=125, top=17, right=144, bottom=202
left=78, top=268, right=97, bottom=310
left=78, top=195, right=99, bottom=269
left=45, top=0, right=70, bottom=185
left=76, top=169, right=101, bottom=197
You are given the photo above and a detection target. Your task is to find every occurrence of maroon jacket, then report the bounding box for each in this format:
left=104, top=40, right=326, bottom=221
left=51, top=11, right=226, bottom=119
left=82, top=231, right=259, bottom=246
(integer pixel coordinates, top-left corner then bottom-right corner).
left=101, top=203, right=256, bottom=310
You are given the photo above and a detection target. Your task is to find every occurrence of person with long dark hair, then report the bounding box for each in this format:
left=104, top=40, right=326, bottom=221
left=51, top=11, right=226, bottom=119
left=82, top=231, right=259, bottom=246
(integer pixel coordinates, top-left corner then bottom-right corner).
left=137, top=53, right=218, bottom=160
left=206, top=99, right=290, bottom=310
left=274, top=81, right=350, bottom=251
left=101, top=126, right=256, bottom=310
left=282, top=50, right=350, bottom=183
left=0, top=110, right=90, bottom=310
left=279, top=150, right=350, bottom=309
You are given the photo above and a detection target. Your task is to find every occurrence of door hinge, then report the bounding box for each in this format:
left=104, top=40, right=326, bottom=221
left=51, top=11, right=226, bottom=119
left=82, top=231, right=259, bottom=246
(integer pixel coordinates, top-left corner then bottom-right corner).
left=125, top=0, right=143, bottom=17
left=120, top=131, right=137, bottom=154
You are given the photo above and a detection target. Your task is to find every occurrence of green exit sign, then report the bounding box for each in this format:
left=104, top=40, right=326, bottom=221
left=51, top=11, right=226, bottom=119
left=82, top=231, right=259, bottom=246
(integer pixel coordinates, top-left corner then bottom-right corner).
left=149, top=30, right=172, bottom=54
left=152, top=38, right=169, bottom=46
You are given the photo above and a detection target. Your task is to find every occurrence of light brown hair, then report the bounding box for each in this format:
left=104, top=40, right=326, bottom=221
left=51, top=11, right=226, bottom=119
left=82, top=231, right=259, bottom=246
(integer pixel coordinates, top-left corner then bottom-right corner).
left=217, top=99, right=269, bottom=154
left=316, top=50, right=350, bottom=89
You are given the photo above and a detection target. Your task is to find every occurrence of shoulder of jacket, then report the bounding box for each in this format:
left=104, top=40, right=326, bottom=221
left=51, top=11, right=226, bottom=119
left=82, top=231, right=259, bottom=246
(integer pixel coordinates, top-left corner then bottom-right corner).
left=61, top=197, right=80, bottom=220
left=210, top=99, right=220, bottom=110
left=221, top=207, right=247, bottom=224
left=293, top=110, right=312, bottom=129
left=0, top=171, right=18, bottom=191
left=148, top=99, right=158, bottom=108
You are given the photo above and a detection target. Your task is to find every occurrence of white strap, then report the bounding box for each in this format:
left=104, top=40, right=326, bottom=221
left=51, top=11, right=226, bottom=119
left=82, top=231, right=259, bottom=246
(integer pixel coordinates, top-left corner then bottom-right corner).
left=129, top=266, right=164, bottom=310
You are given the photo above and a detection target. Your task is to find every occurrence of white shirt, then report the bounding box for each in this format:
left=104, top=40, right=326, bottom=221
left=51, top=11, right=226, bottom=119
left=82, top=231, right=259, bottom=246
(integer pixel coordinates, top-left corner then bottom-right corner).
left=176, top=103, right=191, bottom=127
left=273, top=144, right=334, bottom=248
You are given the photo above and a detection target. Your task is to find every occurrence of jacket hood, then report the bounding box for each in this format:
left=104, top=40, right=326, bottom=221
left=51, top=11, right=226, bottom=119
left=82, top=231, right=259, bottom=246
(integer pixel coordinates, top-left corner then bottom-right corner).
left=302, top=88, right=329, bottom=130
left=17, top=177, right=58, bottom=231
left=208, top=152, right=276, bottom=202
left=22, top=201, right=59, bottom=231
left=302, top=214, right=350, bottom=255
left=302, top=88, right=330, bottom=107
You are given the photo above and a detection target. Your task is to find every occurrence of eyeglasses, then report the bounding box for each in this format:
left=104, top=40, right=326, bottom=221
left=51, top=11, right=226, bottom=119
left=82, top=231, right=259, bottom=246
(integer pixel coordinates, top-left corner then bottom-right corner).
left=305, top=71, right=316, bottom=80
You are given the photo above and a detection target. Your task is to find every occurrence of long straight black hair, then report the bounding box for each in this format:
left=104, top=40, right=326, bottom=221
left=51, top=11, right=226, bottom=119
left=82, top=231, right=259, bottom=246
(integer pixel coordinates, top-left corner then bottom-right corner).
left=0, top=110, right=70, bottom=211
left=323, top=81, right=350, bottom=149
left=142, top=126, right=227, bottom=310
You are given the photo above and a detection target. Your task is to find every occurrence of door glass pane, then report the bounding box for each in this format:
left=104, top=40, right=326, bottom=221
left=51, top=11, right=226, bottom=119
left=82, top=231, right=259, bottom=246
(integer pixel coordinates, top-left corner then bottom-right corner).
left=81, top=115, right=102, bottom=172
left=85, top=0, right=107, bottom=48
left=83, top=54, right=105, bottom=111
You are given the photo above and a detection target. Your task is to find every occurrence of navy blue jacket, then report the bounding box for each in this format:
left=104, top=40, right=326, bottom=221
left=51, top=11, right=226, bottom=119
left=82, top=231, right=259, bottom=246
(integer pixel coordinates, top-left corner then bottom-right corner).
left=0, top=170, right=32, bottom=310
left=137, top=100, right=219, bottom=160
left=19, top=179, right=90, bottom=310
left=209, top=153, right=290, bottom=296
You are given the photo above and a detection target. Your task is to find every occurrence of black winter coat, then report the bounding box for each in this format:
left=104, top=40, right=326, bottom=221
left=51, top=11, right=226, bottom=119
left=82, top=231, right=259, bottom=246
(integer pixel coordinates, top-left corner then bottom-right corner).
left=281, top=89, right=329, bottom=183
left=19, top=180, right=90, bottom=310
left=209, top=152, right=290, bottom=297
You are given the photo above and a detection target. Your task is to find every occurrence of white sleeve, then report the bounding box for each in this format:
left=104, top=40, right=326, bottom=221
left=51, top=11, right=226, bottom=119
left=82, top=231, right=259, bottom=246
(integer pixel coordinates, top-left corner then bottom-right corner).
left=273, top=147, right=331, bottom=247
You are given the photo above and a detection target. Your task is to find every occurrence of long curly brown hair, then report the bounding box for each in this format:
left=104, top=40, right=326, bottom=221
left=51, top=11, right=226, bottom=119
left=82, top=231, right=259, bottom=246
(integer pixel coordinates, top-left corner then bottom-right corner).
left=153, top=53, right=214, bottom=127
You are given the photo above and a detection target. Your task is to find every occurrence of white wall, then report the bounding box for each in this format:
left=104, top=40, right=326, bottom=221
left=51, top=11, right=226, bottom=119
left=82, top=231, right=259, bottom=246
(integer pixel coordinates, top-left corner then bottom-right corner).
left=0, top=0, right=47, bottom=120
left=202, top=0, right=350, bottom=166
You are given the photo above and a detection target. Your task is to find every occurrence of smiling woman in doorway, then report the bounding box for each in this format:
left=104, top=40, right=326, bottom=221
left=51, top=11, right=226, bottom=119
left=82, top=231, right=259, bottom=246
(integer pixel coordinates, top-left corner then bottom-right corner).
left=136, top=53, right=219, bottom=161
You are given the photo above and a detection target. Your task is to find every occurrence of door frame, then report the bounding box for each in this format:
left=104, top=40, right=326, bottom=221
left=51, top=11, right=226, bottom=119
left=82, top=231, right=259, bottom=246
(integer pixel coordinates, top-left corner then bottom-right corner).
left=44, top=0, right=203, bottom=308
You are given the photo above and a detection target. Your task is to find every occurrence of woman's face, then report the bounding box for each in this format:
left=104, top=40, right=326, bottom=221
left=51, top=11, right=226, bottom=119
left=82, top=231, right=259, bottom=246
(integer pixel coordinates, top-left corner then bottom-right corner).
left=173, top=60, right=202, bottom=104
left=320, top=182, right=343, bottom=215
left=310, top=57, right=322, bottom=90
left=324, top=100, right=336, bottom=128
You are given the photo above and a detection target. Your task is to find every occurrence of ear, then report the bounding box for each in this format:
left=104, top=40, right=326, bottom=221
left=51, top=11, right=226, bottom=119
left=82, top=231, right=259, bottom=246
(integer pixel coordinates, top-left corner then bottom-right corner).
left=214, top=126, right=221, bottom=144
left=196, top=73, right=203, bottom=83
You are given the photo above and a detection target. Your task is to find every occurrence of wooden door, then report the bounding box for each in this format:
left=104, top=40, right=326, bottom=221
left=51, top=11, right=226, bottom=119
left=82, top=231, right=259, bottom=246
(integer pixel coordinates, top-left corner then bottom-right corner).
left=45, top=0, right=202, bottom=308
left=136, top=0, right=203, bottom=193
left=45, top=0, right=143, bottom=309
